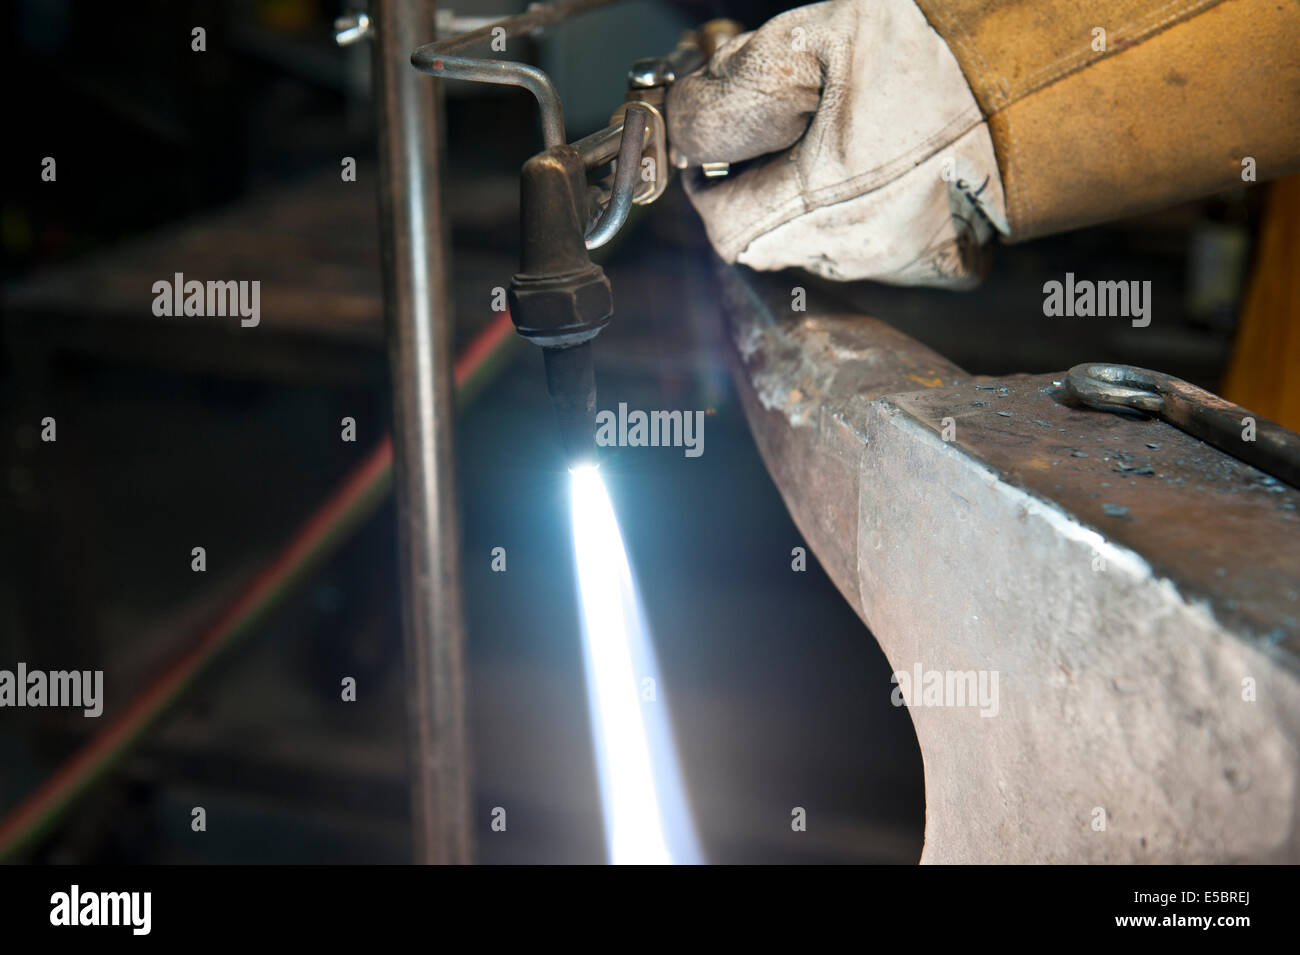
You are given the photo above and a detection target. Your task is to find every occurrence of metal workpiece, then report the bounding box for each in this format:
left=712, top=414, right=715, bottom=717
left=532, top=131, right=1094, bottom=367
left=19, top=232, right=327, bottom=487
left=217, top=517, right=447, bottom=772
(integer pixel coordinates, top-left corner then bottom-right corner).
left=410, top=54, right=566, bottom=148
left=1066, top=362, right=1300, bottom=488
left=371, top=0, right=473, bottom=865
left=584, top=104, right=650, bottom=249
left=722, top=266, right=1300, bottom=863
left=718, top=266, right=967, bottom=616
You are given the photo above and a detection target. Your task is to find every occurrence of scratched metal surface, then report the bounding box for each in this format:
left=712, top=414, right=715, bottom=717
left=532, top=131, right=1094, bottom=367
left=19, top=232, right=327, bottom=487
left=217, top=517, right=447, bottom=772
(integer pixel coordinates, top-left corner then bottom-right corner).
left=891, top=375, right=1300, bottom=661
left=724, top=263, right=1300, bottom=861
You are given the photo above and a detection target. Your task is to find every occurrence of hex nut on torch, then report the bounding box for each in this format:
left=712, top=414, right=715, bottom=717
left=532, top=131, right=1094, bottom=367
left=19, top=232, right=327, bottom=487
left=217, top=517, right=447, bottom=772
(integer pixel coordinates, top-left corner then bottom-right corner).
left=508, top=267, right=613, bottom=347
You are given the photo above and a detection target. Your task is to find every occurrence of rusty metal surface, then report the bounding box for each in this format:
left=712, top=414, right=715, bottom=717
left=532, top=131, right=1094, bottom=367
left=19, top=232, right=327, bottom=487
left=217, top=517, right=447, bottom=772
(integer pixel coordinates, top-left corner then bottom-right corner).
left=723, top=264, right=1300, bottom=862
left=718, top=265, right=967, bottom=618
left=892, top=374, right=1300, bottom=657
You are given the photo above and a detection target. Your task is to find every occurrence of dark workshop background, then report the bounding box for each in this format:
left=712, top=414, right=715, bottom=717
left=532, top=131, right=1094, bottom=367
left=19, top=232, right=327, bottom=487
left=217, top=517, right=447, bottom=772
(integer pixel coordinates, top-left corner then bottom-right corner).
left=0, top=0, right=1262, bottom=863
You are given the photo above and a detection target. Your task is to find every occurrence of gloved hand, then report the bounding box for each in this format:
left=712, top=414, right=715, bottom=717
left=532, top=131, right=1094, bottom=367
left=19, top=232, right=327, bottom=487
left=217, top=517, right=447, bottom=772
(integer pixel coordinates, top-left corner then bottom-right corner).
left=667, top=0, right=1009, bottom=288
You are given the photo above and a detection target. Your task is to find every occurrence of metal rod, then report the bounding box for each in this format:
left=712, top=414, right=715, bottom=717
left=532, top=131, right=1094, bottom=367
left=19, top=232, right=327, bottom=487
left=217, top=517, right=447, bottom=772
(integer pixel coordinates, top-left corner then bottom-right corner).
left=410, top=53, right=566, bottom=148
left=373, top=0, right=473, bottom=865
left=572, top=122, right=624, bottom=168
left=585, top=104, right=649, bottom=248
left=416, top=0, right=618, bottom=55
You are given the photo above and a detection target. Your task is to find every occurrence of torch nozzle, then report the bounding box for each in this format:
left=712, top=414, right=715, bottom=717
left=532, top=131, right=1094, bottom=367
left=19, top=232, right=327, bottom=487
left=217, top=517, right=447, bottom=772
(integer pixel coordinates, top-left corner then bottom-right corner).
left=543, top=341, right=599, bottom=470
left=505, top=139, right=611, bottom=469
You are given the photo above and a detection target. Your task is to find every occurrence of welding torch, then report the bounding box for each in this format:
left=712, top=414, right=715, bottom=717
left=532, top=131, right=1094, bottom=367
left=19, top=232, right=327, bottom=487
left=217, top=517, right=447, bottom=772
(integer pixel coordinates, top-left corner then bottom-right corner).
left=412, top=18, right=741, bottom=469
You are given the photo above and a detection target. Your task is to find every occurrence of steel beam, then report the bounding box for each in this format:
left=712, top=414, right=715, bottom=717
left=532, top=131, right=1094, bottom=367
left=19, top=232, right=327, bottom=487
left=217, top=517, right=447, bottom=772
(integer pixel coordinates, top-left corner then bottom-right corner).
left=722, top=265, right=1300, bottom=863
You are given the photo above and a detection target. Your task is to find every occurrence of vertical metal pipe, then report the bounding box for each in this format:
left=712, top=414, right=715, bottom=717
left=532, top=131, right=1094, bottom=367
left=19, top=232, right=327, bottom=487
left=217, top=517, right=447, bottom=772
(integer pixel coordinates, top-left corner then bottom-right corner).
left=372, top=0, right=473, bottom=864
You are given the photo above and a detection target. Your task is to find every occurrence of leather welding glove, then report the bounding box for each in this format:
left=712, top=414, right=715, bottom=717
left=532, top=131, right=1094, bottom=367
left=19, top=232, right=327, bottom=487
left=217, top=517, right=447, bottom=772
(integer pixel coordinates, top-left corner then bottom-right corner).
left=666, top=0, right=1009, bottom=288
left=670, top=0, right=1300, bottom=287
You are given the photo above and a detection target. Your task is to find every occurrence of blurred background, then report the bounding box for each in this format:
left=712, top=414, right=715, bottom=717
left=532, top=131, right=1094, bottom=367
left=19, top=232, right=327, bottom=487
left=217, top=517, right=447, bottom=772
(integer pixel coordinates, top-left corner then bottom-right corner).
left=0, top=0, right=1280, bottom=863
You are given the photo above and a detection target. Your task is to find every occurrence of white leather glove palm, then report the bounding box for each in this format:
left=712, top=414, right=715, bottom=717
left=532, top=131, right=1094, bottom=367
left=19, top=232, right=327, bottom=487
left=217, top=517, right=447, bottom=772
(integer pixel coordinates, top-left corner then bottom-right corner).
left=667, top=0, right=1009, bottom=288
